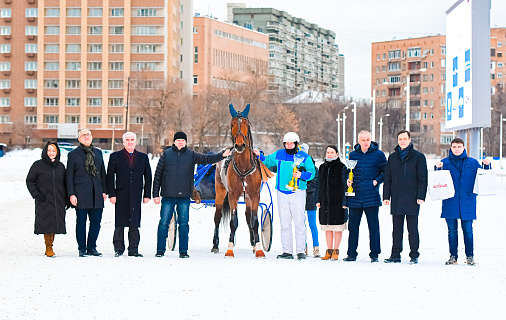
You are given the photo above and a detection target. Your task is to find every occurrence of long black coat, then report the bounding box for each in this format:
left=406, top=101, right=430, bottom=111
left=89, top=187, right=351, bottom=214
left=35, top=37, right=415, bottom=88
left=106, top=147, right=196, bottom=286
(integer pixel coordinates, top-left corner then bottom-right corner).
left=26, top=142, right=67, bottom=234
left=305, top=158, right=319, bottom=211
left=106, top=149, right=152, bottom=227
left=383, top=145, right=428, bottom=216
left=66, top=146, right=107, bottom=209
left=318, top=159, right=348, bottom=225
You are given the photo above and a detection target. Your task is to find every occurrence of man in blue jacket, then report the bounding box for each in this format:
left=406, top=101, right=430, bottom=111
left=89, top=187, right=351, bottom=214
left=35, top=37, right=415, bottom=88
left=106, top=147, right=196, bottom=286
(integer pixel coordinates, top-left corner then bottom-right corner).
left=435, top=138, right=491, bottom=266
left=152, top=132, right=230, bottom=258
left=344, top=130, right=387, bottom=263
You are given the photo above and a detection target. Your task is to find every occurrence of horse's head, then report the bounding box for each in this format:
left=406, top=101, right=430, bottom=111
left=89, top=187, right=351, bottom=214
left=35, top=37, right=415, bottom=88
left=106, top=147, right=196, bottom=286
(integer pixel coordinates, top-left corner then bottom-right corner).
left=231, top=116, right=250, bottom=153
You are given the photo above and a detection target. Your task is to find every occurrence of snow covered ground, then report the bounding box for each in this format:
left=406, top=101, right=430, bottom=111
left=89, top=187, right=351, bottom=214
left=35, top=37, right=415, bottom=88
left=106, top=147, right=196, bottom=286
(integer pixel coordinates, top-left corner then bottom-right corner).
left=1, top=149, right=505, bottom=319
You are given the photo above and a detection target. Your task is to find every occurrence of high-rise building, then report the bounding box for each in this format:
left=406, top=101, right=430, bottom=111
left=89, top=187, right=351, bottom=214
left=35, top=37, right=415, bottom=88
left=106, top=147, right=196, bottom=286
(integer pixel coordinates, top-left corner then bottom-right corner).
left=0, top=0, right=191, bottom=146
left=192, top=15, right=269, bottom=96
left=232, top=7, right=344, bottom=99
left=491, top=28, right=506, bottom=93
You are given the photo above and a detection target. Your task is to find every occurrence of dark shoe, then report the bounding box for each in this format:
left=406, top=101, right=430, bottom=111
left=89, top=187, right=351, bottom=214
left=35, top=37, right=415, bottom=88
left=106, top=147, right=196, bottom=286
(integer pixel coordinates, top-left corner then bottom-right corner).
left=410, top=257, right=418, bottom=265
left=343, top=256, right=356, bottom=262
left=114, top=251, right=123, bottom=257
left=466, top=256, right=475, bottom=266
left=179, top=252, right=189, bottom=258
left=276, top=252, right=294, bottom=259
left=371, top=257, right=379, bottom=263
left=155, top=251, right=164, bottom=258
left=79, top=250, right=87, bottom=257
left=445, top=256, right=457, bottom=265
left=297, top=253, right=306, bottom=260
left=384, top=257, right=401, bottom=263
left=87, top=249, right=103, bottom=257
left=128, top=252, right=143, bottom=257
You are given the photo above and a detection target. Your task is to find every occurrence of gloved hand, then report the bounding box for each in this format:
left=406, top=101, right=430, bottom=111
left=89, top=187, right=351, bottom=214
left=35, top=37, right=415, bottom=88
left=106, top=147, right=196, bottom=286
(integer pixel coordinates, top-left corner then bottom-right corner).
left=36, top=193, right=46, bottom=202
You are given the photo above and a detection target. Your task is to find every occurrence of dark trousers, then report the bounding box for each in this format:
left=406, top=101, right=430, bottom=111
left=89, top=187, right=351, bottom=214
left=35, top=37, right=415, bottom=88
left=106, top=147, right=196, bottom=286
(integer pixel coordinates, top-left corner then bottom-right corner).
left=391, top=215, right=419, bottom=259
left=113, top=227, right=140, bottom=254
left=76, top=208, right=103, bottom=252
left=446, top=219, right=473, bottom=259
left=347, top=206, right=381, bottom=259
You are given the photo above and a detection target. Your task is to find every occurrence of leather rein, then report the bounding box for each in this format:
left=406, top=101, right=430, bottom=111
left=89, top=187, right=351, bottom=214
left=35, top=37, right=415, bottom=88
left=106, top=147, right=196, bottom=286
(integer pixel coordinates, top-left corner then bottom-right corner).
left=230, top=116, right=257, bottom=179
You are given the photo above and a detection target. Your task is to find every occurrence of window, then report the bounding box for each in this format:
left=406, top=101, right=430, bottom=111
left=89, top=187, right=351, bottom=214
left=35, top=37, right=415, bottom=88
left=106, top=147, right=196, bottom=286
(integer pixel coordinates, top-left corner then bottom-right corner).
left=43, top=80, right=59, bottom=88
left=193, top=75, right=198, bottom=85
left=498, top=42, right=503, bottom=48
left=193, top=27, right=198, bottom=34
left=109, top=80, right=123, bottom=89
left=133, top=116, right=144, bottom=124
left=110, top=8, right=124, bottom=17
left=430, top=112, right=434, bottom=119
left=25, top=115, right=37, bottom=124
left=376, top=66, right=380, bottom=73
left=25, top=44, right=37, bottom=53
left=423, top=87, right=428, bottom=94
left=66, top=44, right=81, bottom=53
left=44, top=62, right=59, bottom=71
left=45, top=26, right=60, bottom=35
left=430, top=62, right=434, bottom=68
left=66, top=62, right=81, bottom=71
left=0, top=80, right=10, bottom=89
left=66, top=98, right=80, bottom=106
left=87, top=115, right=101, bottom=124
left=88, top=26, right=102, bottom=35
left=88, top=8, right=103, bottom=17
left=0, top=62, right=10, bottom=71
left=0, top=98, right=10, bottom=107
left=134, top=26, right=157, bottom=35
left=67, top=8, right=81, bottom=17
left=1, top=44, right=11, bottom=53
left=87, top=80, right=102, bottom=89
left=382, top=66, right=387, bottom=72
left=44, top=115, right=58, bottom=123
left=25, top=62, right=37, bottom=71
left=441, top=46, right=446, bottom=55
left=137, top=8, right=158, bottom=17
left=498, top=62, right=504, bottom=68
left=109, top=26, right=124, bottom=35
left=134, top=62, right=157, bottom=71
left=66, top=80, right=80, bottom=88
left=376, top=54, right=380, bottom=61
left=87, top=98, right=102, bottom=106
left=66, top=26, right=81, bottom=35
left=109, top=116, right=123, bottom=124
left=26, top=8, right=38, bottom=17
left=491, top=48, right=496, bottom=57
left=498, top=73, right=503, bottom=78
left=422, top=75, right=428, bottom=82
left=423, top=62, right=428, bottom=69
left=1, top=9, right=11, bottom=18
left=0, top=115, right=11, bottom=123
left=407, top=47, right=421, bottom=57
left=388, top=62, right=401, bottom=71
left=381, top=90, right=386, bottom=97
left=25, top=97, right=37, bottom=107
left=87, top=62, right=102, bottom=71
left=430, top=87, right=434, bottom=93
left=194, top=47, right=198, bottom=63
left=498, top=52, right=503, bottom=58
left=45, top=8, right=60, bottom=17
left=109, top=98, right=123, bottom=106
left=135, top=44, right=158, bottom=53
left=423, top=100, right=428, bottom=106
left=44, top=98, right=59, bottom=106
left=25, top=26, right=38, bottom=35
left=88, top=44, right=102, bottom=53
left=388, top=50, right=401, bottom=59
left=110, top=44, right=124, bottom=53
left=430, top=100, right=434, bottom=108
left=388, top=75, right=401, bottom=83
left=410, top=111, right=421, bottom=120
left=109, top=62, right=124, bottom=71
left=382, top=53, right=386, bottom=60
left=45, top=44, right=59, bottom=53
left=65, top=115, right=79, bottom=123
left=0, top=26, right=10, bottom=35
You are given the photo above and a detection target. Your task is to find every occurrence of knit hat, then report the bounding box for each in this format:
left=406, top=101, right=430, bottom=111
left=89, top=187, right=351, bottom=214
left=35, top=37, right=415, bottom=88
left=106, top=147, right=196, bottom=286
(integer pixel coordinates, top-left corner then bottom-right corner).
left=174, top=131, right=187, bottom=142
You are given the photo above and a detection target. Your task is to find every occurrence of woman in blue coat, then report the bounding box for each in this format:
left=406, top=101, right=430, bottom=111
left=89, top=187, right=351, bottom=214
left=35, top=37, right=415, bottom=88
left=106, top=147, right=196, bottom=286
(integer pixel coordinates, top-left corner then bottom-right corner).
left=435, top=138, right=491, bottom=266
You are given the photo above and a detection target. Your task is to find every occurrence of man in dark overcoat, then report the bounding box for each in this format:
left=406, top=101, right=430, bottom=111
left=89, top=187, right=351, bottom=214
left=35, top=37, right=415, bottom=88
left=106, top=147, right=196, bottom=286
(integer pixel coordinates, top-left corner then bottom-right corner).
left=67, top=128, right=108, bottom=257
left=107, top=132, right=152, bottom=257
left=383, top=130, right=428, bottom=264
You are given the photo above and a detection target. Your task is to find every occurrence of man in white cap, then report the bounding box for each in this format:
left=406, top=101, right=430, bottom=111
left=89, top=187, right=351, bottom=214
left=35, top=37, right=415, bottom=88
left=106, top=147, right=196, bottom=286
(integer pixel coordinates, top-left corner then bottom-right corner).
left=254, top=132, right=316, bottom=260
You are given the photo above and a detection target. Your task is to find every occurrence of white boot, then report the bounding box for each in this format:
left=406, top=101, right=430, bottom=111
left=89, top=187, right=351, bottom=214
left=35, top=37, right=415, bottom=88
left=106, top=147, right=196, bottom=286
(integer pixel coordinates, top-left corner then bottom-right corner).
left=313, top=246, right=320, bottom=258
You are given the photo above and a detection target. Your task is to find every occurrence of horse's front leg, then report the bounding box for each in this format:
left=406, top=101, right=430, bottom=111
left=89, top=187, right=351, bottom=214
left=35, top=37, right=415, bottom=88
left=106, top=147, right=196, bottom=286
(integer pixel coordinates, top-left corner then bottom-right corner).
left=248, top=188, right=265, bottom=258
left=225, top=193, right=240, bottom=258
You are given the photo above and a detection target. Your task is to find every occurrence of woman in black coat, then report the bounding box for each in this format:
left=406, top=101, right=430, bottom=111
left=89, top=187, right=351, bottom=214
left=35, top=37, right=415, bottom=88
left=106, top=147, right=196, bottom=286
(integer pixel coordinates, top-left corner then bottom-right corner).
left=316, top=145, right=348, bottom=261
left=26, top=142, right=67, bottom=257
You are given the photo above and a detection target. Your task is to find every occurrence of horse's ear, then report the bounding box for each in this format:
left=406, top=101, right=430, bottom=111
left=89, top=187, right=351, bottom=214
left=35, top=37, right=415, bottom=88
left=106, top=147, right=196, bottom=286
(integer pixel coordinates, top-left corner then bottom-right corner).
left=229, top=103, right=237, bottom=118
left=242, top=104, right=250, bottom=118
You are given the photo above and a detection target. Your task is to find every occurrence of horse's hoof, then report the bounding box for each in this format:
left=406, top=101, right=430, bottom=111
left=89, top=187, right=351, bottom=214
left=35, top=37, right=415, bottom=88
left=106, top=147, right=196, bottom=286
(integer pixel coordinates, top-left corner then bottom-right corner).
left=225, top=250, right=234, bottom=258
left=252, top=247, right=256, bottom=253
left=211, top=248, right=219, bottom=254
left=255, top=250, right=266, bottom=259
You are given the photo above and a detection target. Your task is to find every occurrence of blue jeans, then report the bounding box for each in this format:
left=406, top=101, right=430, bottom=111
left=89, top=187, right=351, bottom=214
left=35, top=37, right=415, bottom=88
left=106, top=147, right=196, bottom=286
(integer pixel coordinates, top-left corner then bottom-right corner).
left=157, top=198, right=190, bottom=253
left=446, top=219, right=473, bottom=258
left=347, top=206, right=381, bottom=259
left=306, top=210, right=319, bottom=247
left=76, top=208, right=103, bottom=251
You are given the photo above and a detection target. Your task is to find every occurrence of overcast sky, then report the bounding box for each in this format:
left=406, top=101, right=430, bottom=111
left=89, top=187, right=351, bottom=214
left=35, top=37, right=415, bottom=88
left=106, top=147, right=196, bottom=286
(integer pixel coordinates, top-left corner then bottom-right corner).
left=192, top=0, right=506, bottom=99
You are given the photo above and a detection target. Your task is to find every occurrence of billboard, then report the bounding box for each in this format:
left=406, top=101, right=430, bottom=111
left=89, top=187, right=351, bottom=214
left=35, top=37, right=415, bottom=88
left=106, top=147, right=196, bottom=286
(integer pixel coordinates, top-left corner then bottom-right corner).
left=445, top=0, right=491, bottom=130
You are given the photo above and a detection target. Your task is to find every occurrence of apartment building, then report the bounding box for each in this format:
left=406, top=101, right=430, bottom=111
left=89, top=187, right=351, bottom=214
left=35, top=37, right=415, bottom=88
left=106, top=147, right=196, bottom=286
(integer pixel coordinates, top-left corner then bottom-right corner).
left=491, top=28, right=506, bottom=92
left=0, top=0, right=191, bottom=146
left=231, top=7, right=344, bottom=99
left=192, top=15, right=268, bottom=96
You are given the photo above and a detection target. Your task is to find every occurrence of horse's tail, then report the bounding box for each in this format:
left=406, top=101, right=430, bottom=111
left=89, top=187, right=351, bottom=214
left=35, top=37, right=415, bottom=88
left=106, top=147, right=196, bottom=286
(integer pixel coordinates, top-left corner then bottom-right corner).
left=221, top=193, right=231, bottom=228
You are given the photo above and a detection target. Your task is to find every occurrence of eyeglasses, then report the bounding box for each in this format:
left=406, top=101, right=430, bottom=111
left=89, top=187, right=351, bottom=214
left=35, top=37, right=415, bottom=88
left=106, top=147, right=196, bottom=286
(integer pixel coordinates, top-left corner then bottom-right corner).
left=80, top=133, right=92, bottom=138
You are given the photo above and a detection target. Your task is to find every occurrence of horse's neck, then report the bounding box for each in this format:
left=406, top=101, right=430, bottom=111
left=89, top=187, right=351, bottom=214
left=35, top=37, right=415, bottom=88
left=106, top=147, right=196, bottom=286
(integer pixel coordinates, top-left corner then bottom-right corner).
left=233, top=146, right=254, bottom=170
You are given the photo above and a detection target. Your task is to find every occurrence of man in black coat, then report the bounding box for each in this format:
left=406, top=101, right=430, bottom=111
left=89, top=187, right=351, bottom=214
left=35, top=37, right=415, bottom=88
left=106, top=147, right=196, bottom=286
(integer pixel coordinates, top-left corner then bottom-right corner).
left=67, top=129, right=108, bottom=257
left=383, top=130, right=428, bottom=264
left=152, top=131, right=230, bottom=258
left=107, top=132, right=152, bottom=257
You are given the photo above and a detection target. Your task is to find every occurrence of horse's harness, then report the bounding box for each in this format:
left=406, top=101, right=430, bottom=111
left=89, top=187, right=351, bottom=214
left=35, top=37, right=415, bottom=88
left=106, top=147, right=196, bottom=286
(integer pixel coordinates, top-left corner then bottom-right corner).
left=230, top=116, right=257, bottom=179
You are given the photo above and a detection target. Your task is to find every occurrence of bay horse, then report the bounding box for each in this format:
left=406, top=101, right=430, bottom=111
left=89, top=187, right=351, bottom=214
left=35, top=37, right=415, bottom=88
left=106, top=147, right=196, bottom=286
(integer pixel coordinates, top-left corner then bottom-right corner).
left=212, top=103, right=265, bottom=258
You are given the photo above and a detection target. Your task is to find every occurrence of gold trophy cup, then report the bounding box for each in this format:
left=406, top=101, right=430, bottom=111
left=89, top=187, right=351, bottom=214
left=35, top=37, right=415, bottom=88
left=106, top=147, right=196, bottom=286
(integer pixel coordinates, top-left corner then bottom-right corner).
left=345, top=160, right=358, bottom=196
left=286, top=154, right=305, bottom=192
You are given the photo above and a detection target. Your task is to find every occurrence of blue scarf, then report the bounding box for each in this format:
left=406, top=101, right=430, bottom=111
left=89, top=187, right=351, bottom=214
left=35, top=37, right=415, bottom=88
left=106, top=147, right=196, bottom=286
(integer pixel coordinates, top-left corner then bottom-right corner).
left=399, top=143, right=413, bottom=160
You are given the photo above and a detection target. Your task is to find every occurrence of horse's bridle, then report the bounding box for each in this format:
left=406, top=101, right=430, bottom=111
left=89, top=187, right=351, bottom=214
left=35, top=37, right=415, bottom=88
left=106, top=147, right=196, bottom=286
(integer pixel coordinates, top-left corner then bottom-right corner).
left=230, top=116, right=257, bottom=178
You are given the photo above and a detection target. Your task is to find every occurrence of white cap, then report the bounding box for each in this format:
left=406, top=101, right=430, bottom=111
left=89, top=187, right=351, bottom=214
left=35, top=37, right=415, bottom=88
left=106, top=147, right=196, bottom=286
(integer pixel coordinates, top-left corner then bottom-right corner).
left=283, top=132, right=300, bottom=143
left=300, top=143, right=309, bottom=153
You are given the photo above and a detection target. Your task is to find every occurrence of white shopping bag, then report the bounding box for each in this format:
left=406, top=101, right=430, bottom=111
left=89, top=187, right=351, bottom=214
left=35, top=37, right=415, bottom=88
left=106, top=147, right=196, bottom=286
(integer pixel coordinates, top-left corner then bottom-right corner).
left=473, top=169, right=497, bottom=196
left=428, top=169, right=455, bottom=201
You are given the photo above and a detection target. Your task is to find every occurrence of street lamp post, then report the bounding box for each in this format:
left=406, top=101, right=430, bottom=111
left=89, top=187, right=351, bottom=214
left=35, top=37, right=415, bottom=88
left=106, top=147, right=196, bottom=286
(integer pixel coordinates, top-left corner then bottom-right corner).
left=372, top=90, right=376, bottom=141
left=336, top=114, right=341, bottom=152
left=379, top=114, right=390, bottom=151
left=342, top=106, right=349, bottom=156
left=351, top=101, right=357, bottom=147
left=406, top=76, right=410, bottom=131
left=501, top=113, right=506, bottom=169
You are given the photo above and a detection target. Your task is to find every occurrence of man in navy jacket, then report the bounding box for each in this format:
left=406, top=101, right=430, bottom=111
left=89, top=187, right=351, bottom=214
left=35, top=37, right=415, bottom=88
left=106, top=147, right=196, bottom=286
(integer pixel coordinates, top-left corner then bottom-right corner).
left=343, top=130, right=387, bottom=262
left=435, top=138, right=491, bottom=266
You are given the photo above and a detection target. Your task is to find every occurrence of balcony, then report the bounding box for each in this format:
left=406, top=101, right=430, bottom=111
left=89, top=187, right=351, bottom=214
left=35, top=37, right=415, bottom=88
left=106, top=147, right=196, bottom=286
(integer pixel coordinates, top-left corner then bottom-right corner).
left=27, top=35, right=35, bottom=40
left=3, top=88, right=10, bottom=93
left=3, top=34, right=10, bottom=40
left=27, top=16, right=35, bottom=22
left=0, top=123, right=13, bottom=134
left=3, top=70, right=10, bottom=76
